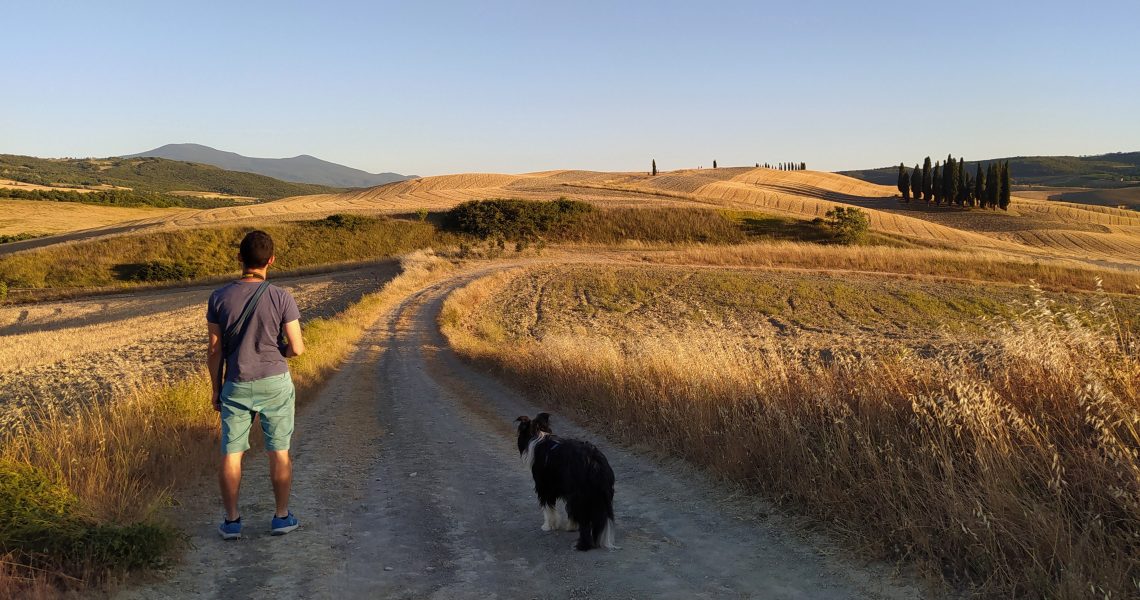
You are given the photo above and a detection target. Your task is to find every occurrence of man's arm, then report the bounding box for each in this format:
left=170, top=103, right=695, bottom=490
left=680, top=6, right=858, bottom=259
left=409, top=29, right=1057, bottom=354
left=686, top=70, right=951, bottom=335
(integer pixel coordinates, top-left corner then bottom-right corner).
left=282, top=319, right=305, bottom=357
left=207, top=322, right=223, bottom=411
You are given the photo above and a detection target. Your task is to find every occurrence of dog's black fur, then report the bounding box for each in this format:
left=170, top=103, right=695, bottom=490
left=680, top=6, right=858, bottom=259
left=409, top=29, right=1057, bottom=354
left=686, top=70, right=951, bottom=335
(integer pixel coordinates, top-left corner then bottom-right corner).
left=515, top=412, right=616, bottom=551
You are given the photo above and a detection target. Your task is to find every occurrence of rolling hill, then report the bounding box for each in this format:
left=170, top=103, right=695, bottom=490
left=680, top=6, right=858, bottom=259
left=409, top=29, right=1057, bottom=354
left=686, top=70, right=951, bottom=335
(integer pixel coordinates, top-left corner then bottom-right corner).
left=125, top=143, right=413, bottom=188
left=0, top=154, right=338, bottom=200
left=69, top=166, right=1136, bottom=267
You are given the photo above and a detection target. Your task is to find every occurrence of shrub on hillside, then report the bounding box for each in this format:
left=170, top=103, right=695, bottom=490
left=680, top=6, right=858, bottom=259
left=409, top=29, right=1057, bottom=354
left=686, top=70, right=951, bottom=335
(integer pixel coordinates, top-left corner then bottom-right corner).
left=443, top=198, right=592, bottom=240
left=824, top=207, right=870, bottom=244
left=315, top=213, right=378, bottom=230
left=119, top=260, right=201, bottom=283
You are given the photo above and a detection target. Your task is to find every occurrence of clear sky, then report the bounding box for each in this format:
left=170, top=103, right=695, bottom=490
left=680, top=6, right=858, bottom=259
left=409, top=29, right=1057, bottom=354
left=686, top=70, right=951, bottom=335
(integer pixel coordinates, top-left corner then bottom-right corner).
left=2, top=0, right=1137, bottom=176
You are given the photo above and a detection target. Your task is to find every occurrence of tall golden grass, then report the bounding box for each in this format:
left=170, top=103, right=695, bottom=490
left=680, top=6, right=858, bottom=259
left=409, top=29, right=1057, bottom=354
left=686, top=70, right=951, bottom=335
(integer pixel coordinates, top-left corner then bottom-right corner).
left=442, top=271, right=1140, bottom=598
left=0, top=251, right=454, bottom=595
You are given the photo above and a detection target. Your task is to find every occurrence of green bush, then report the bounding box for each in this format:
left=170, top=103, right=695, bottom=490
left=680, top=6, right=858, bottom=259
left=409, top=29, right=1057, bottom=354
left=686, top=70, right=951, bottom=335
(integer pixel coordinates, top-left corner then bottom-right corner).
left=0, top=461, right=174, bottom=574
left=315, top=213, right=377, bottom=230
left=442, top=198, right=592, bottom=240
left=824, top=207, right=870, bottom=244
left=120, top=260, right=202, bottom=282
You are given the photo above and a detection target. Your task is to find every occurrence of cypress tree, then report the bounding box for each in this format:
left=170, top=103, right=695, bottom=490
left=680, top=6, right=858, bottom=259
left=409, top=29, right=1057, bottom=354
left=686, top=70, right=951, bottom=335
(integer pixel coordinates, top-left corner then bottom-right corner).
left=932, top=161, right=941, bottom=204
left=651, top=159, right=657, bottom=176
left=713, top=160, right=717, bottom=169
left=999, top=161, right=1011, bottom=210
left=922, top=156, right=932, bottom=203
left=944, top=153, right=957, bottom=206
left=974, top=163, right=985, bottom=208
left=957, top=157, right=968, bottom=206
left=911, top=164, right=922, bottom=202
left=897, top=163, right=910, bottom=202
left=985, top=163, right=998, bottom=209
left=800, top=162, right=806, bottom=170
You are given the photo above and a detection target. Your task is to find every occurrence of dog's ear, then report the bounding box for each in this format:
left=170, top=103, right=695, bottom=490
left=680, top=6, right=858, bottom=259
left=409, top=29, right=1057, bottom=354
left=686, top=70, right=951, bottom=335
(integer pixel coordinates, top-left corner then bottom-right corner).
left=514, top=416, right=530, bottom=424
left=534, top=412, right=552, bottom=432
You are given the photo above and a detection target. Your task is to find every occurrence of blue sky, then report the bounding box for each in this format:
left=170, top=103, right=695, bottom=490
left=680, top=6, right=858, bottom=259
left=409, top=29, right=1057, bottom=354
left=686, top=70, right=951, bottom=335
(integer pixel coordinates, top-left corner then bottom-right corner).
left=2, top=1, right=1137, bottom=175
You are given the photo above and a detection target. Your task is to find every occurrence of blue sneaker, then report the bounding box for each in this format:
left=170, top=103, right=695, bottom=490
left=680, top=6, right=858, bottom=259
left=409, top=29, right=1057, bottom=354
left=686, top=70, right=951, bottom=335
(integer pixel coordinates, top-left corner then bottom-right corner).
left=218, top=516, right=242, bottom=540
left=271, top=511, right=299, bottom=536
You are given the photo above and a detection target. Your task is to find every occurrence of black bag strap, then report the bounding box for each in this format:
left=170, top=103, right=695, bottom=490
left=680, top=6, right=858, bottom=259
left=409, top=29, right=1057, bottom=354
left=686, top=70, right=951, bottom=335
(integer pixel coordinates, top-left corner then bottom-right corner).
left=218, top=281, right=270, bottom=381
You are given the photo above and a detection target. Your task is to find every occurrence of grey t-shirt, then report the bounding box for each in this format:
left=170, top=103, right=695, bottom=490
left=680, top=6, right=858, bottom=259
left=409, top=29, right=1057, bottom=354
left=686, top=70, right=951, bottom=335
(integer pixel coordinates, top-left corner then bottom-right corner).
left=206, top=281, right=301, bottom=383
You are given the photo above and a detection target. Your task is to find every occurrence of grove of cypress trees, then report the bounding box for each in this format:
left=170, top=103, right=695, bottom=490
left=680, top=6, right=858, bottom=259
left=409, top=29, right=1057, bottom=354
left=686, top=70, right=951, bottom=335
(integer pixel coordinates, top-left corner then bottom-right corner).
left=911, top=164, right=922, bottom=202
left=999, top=161, right=1011, bottom=210
left=922, top=156, right=932, bottom=202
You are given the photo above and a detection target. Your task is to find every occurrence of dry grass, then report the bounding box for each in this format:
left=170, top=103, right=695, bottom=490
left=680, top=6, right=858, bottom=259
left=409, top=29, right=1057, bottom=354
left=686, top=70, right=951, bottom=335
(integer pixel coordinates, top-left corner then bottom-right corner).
left=0, top=251, right=454, bottom=594
left=442, top=268, right=1140, bottom=599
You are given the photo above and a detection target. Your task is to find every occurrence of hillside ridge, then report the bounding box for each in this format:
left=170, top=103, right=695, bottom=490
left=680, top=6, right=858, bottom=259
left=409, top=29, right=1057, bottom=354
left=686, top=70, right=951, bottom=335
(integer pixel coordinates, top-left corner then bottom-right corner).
left=125, top=143, right=414, bottom=188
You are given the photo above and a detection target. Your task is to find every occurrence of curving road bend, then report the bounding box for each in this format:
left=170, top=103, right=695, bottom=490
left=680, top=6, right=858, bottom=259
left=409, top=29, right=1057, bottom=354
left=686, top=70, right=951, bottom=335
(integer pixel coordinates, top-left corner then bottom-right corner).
left=117, top=272, right=928, bottom=600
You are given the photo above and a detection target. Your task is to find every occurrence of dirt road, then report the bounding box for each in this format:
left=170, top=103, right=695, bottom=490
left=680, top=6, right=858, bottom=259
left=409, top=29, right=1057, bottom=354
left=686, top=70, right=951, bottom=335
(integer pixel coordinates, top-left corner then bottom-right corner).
left=117, top=271, right=927, bottom=600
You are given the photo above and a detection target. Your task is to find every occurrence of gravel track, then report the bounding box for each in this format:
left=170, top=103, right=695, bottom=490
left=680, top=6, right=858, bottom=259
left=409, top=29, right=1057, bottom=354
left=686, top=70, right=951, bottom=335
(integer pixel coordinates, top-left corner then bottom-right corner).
left=116, top=269, right=928, bottom=600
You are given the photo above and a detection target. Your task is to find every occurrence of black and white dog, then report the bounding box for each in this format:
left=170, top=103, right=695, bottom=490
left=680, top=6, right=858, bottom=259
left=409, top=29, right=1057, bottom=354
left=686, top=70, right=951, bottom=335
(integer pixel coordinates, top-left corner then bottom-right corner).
left=515, top=412, right=616, bottom=551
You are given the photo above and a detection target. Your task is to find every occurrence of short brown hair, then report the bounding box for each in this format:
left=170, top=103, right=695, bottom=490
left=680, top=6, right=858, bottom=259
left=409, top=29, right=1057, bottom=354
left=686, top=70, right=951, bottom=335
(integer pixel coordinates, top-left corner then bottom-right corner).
left=239, top=230, right=274, bottom=268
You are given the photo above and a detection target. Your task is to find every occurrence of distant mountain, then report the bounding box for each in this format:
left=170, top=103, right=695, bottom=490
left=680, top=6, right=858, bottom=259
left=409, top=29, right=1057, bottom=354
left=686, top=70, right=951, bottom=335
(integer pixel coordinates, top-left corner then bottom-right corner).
left=841, top=151, right=1140, bottom=189
left=124, top=143, right=413, bottom=188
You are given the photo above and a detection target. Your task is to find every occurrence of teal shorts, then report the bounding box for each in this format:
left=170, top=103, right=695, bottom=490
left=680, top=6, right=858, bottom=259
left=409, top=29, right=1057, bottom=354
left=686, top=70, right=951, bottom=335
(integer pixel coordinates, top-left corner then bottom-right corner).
left=219, top=371, right=295, bottom=455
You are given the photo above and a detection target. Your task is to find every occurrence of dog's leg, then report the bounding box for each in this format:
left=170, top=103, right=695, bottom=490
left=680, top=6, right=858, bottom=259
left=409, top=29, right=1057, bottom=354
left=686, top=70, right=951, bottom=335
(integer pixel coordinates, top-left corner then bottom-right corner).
left=557, top=500, right=578, bottom=531
left=541, top=503, right=558, bottom=532
left=600, top=518, right=619, bottom=550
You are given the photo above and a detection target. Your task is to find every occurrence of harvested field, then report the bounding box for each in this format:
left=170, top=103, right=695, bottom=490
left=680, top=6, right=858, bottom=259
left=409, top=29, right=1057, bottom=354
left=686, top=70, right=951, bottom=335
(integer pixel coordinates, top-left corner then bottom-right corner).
left=0, top=198, right=188, bottom=236
left=0, top=262, right=399, bottom=432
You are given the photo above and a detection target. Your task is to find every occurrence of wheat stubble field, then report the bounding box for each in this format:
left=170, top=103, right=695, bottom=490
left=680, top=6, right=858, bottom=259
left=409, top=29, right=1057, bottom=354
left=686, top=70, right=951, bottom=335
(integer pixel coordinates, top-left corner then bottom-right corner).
left=3, top=167, right=1140, bottom=599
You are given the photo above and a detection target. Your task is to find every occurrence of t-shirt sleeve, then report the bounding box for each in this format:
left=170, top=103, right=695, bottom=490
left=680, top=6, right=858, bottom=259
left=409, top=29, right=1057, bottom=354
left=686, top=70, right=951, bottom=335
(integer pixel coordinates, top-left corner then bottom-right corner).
left=281, top=290, right=301, bottom=324
left=206, top=292, right=219, bottom=324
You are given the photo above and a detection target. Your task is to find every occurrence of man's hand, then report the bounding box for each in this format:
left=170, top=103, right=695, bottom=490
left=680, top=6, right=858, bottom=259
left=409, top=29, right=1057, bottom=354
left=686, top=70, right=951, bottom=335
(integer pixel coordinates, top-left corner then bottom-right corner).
left=212, top=391, right=222, bottom=412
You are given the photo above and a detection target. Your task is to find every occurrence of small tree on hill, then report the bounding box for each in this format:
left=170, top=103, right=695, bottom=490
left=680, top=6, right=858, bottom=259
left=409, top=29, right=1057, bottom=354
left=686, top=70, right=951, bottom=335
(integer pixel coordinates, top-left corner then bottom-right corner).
left=911, top=164, right=922, bottom=202
left=897, top=163, right=910, bottom=202
left=651, top=159, right=657, bottom=176
left=825, top=207, right=870, bottom=244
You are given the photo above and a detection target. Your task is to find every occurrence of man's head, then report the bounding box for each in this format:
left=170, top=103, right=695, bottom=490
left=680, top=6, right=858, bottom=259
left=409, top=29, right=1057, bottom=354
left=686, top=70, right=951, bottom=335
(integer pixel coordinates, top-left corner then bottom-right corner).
left=239, top=230, right=275, bottom=270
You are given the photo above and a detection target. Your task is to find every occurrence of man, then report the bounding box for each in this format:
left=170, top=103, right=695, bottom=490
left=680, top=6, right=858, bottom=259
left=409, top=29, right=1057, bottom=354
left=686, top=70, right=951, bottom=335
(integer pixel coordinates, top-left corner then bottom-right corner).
left=206, top=230, right=306, bottom=540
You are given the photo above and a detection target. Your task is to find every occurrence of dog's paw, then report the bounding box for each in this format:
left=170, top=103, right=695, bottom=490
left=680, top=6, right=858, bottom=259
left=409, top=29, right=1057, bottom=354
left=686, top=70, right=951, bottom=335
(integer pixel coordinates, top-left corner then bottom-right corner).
left=560, top=520, right=579, bottom=532
left=573, top=541, right=592, bottom=551
left=541, top=523, right=554, bottom=532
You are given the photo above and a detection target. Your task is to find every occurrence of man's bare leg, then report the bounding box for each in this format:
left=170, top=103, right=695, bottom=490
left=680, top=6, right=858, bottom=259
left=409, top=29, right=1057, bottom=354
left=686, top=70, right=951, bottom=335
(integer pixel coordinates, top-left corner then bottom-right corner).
left=268, top=450, right=292, bottom=517
left=220, top=452, right=244, bottom=521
